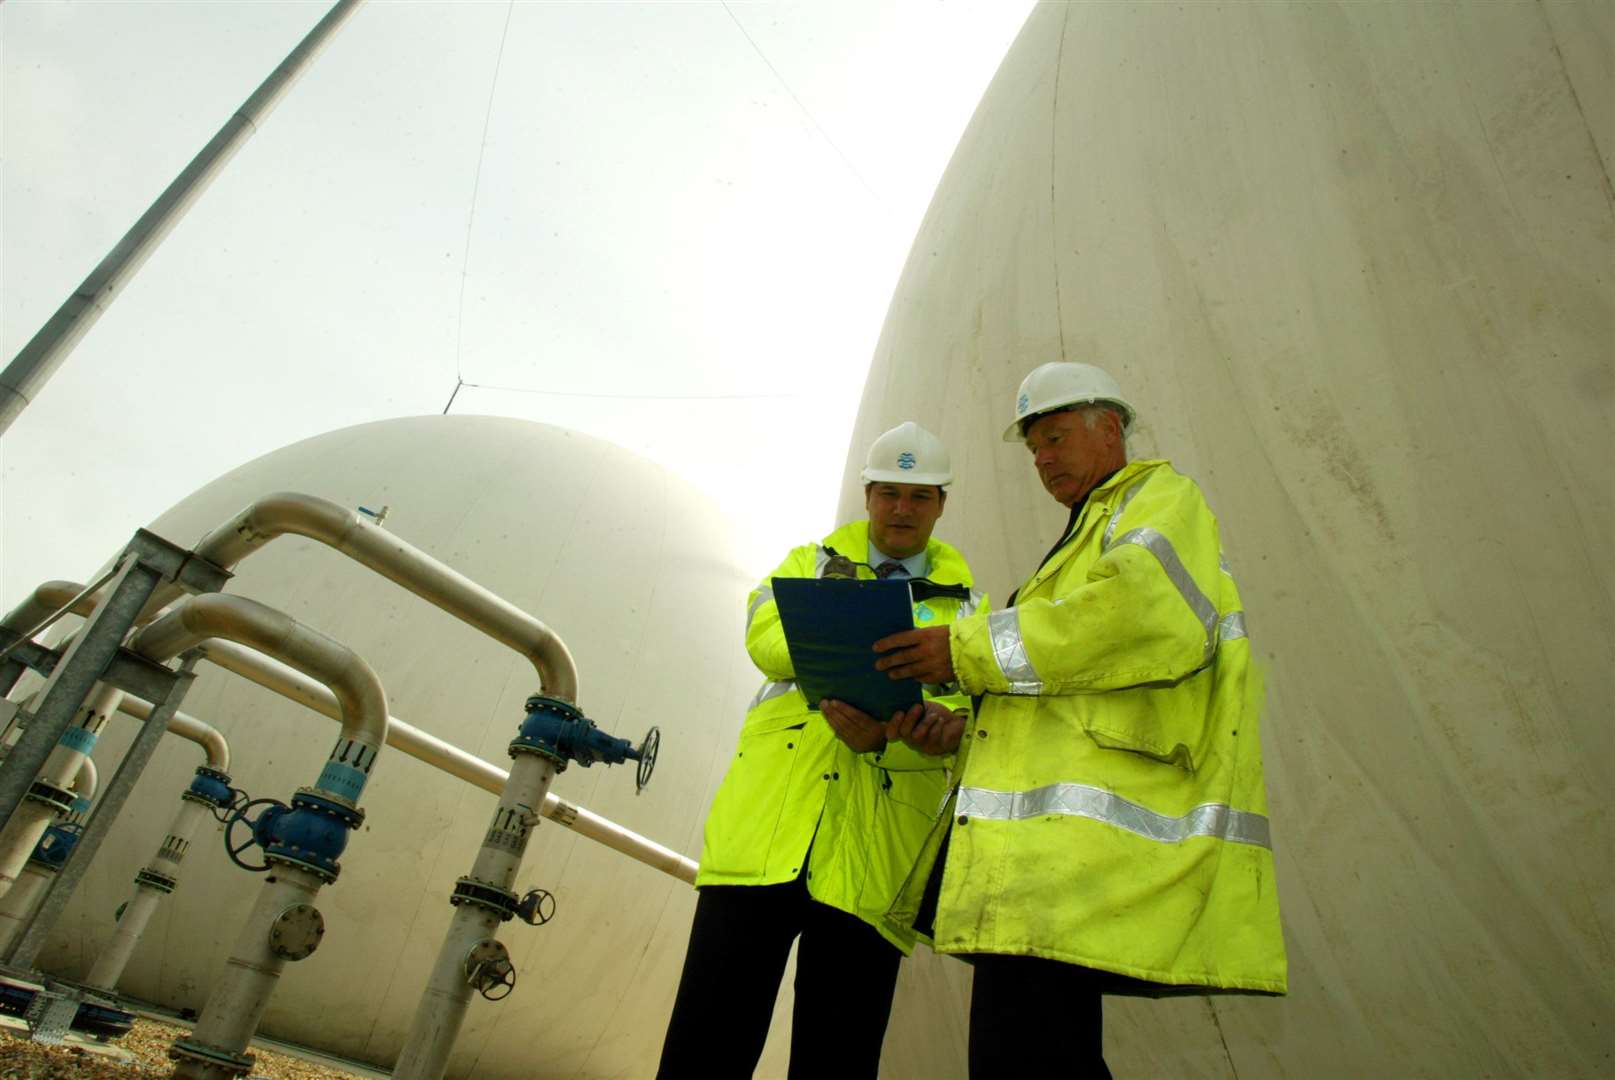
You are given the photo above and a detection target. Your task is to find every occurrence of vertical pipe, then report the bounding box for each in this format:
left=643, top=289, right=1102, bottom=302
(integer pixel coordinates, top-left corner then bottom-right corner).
left=0, top=864, right=53, bottom=952
left=391, top=756, right=558, bottom=1080
left=85, top=796, right=212, bottom=990
left=0, top=683, right=121, bottom=898
left=0, top=552, right=151, bottom=832
left=0, top=0, right=366, bottom=434
left=172, top=865, right=330, bottom=1080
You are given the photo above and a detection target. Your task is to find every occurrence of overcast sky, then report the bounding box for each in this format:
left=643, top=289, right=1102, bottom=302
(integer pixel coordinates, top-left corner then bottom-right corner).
left=1, top=0, right=1031, bottom=604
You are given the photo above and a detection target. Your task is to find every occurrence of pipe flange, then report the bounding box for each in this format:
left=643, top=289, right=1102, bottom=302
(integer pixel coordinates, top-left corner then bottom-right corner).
left=23, top=780, right=76, bottom=816
left=509, top=695, right=583, bottom=769
left=290, top=788, right=365, bottom=828
left=169, top=1037, right=256, bottom=1078
left=263, top=851, right=340, bottom=885
left=450, top=877, right=519, bottom=921
left=134, top=868, right=178, bottom=894
left=508, top=741, right=568, bottom=768
left=268, top=903, right=325, bottom=961
left=182, top=766, right=235, bottom=809
left=465, top=939, right=517, bottom=1001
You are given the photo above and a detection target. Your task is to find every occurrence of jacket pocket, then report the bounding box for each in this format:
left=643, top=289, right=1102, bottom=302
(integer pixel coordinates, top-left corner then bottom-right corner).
left=1079, top=676, right=1211, bottom=772
left=699, top=724, right=804, bottom=878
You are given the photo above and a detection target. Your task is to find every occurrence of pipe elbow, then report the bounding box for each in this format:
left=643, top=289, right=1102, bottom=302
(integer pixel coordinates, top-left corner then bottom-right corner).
left=2, top=579, right=94, bottom=632
left=197, top=491, right=356, bottom=569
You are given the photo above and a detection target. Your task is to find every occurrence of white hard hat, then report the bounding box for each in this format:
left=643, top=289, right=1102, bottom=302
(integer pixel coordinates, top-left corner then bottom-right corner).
left=1002, top=361, right=1136, bottom=442
left=861, top=421, right=953, bottom=487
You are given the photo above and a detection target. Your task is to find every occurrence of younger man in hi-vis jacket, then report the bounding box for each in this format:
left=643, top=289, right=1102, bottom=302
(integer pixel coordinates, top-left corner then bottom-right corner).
left=657, top=421, right=985, bottom=1080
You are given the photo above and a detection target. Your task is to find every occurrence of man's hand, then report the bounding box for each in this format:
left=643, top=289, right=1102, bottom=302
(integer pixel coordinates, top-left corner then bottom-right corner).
left=821, top=699, right=888, bottom=753
left=885, top=700, right=965, bottom=756
left=873, top=625, right=955, bottom=684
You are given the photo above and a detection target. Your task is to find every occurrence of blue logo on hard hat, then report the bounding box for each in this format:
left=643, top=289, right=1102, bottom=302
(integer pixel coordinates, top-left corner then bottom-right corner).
left=897, top=452, right=916, bottom=470
left=1017, top=392, right=1030, bottom=415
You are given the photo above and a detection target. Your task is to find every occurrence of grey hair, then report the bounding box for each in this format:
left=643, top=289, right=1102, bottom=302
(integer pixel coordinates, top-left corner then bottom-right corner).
left=1019, top=402, right=1125, bottom=438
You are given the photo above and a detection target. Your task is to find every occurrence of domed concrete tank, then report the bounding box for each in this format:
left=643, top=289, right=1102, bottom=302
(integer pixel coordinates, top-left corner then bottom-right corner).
left=840, top=3, right=1613, bottom=1077
left=30, top=415, right=966, bottom=1076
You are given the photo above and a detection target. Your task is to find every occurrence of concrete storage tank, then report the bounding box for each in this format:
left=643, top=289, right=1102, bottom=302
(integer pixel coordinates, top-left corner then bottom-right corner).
left=839, top=3, right=1613, bottom=1077
left=27, top=415, right=968, bottom=1076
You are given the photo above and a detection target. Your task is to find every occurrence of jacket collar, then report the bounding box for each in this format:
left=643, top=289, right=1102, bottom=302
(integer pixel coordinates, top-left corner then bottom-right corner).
left=820, top=520, right=973, bottom=588
left=1017, top=460, right=1158, bottom=599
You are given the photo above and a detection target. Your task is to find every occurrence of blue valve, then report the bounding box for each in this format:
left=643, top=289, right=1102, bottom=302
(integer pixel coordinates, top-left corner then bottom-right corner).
left=28, top=822, right=83, bottom=870
left=223, top=789, right=363, bottom=883
left=512, top=696, right=660, bottom=792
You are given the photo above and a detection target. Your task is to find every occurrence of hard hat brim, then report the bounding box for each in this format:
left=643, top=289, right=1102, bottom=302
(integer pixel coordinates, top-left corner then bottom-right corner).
left=1002, top=400, right=1135, bottom=442
left=861, top=469, right=952, bottom=487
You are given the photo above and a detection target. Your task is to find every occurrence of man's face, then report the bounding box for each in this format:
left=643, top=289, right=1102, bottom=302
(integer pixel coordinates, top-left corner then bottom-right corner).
left=865, top=482, right=946, bottom=559
left=1024, top=408, right=1124, bottom=507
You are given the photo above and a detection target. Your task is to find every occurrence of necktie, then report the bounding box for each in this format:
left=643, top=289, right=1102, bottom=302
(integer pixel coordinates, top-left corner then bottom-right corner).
left=875, top=560, right=908, bottom=579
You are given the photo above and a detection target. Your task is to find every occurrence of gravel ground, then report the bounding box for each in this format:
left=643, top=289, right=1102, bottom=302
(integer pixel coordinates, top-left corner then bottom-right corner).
left=0, top=1017, right=372, bottom=1079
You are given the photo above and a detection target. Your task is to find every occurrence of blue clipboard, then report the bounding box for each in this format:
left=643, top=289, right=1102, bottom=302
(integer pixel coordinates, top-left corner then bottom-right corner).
left=770, top=577, right=923, bottom=720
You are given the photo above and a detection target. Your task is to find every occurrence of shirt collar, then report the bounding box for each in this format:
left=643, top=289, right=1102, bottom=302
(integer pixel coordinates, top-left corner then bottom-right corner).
left=867, top=541, right=929, bottom=579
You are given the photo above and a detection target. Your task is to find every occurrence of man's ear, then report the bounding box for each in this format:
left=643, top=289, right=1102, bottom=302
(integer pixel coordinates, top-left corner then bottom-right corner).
left=1104, top=409, right=1124, bottom=448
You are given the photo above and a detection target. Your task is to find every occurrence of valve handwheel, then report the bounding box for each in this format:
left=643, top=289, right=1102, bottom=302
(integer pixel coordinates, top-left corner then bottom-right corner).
left=223, top=798, right=286, bottom=872
left=211, top=787, right=250, bottom=825
left=636, top=726, right=661, bottom=793
left=478, top=962, right=517, bottom=1002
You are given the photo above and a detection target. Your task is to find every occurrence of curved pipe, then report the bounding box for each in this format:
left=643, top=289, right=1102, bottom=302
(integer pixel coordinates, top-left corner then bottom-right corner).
left=134, top=493, right=577, bottom=701
left=200, top=638, right=698, bottom=884
left=130, top=593, right=386, bottom=758
left=1, top=580, right=93, bottom=635
left=71, top=755, right=98, bottom=804
left=6, top=584, right=687, bottom=879
left=116, top=697, right=230, bottom=771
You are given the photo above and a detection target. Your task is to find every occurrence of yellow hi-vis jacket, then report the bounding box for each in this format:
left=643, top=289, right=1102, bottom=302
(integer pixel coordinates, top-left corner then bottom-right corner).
left=697, top=520, right=984, bottom=953
left=890, top=460, right=1287, bottom=992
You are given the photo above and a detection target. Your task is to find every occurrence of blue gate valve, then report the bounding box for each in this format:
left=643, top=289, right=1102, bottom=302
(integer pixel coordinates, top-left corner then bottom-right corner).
left=512, top=695, right=660, bottom=792
left=28, top=822, right=84, bottom=870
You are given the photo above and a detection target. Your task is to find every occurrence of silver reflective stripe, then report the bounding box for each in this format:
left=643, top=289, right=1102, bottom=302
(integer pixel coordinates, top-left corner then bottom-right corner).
left=746, top=585, right=774, bottom=631
left=1111, top=527, right=1218, bottom=658
left=812, top=545, right=831, bottom=577
left=1218, top=611, right=1247, bottom=642
left=988, top=608, right=1042, bottom=693
left=960, top=588, right=985, bottom=618
left=1102, top=477, right=1150, bottom=549
left=956, top=782, right=1271, bottom=848
left=748, top=679, right=797, bottom=711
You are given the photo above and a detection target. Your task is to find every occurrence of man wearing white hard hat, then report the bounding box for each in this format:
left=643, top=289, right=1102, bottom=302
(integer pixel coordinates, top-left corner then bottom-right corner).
left=873, top=363, right=1287, bottom=1077
left=658, top=421, right=986, bottom=1079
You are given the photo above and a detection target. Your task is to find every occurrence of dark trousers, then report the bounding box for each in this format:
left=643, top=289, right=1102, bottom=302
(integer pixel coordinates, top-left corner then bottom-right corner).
left=657, top=875, right=902, bottom=1079
left=968, top=953, right=1112, bottom=1079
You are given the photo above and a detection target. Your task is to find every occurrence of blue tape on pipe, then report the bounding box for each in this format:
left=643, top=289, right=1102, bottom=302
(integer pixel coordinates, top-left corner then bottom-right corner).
left=71, top=798, right=93, bottom=815
left=315, top=761, right=367, bottom=802
left=57, top=728, right=98, bottom=754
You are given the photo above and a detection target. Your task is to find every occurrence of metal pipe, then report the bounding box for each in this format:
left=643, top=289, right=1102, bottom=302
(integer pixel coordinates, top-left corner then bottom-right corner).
left=0, top=865, right=53, bottom=953
left=392, top=756, right=557, bottom=1080
left=127, top=594, right=387, bottom=1079
left=200, top=639, right=697, bottom=883
left=0, top=683, right=122, bottom=898
left=70, top=755, right=98, bottom=805
left=116, top=696, right=230, bottom=771
left=1, top=580, right=107, bottom=636
left=11, top=584, right=694, bottom=878
left=0, top=0, right=366, bottom=435
left=132, top=593, right=385, bottom=755
left=142, top=493, right=578, bottom=700
left=0, top=755, right=98, bottom=950
left=84, top=794, right=213, bottom=990
left=10, top=582, right=692, bottom=880
left=83, top=701, right=232, bottom=989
